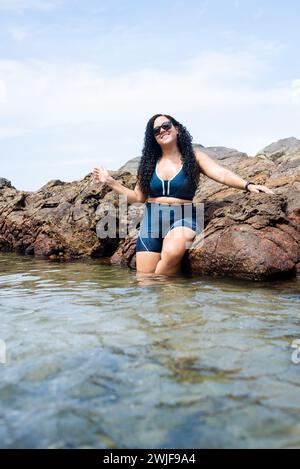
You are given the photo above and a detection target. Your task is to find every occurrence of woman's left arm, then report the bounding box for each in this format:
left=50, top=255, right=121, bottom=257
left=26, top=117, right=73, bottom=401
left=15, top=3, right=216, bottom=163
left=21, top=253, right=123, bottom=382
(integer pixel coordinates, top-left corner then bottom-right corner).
left=195, top=150, right=275, bottom=194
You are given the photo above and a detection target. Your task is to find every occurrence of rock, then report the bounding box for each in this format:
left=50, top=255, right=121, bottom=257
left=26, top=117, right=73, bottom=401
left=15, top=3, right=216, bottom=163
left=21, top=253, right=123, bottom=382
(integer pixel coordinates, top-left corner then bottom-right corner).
left=197, top=145, right=249, bottom=162
left=184, top=195, right=299, bottom=281
left=118, top=156, right=141, bottom=175
left=0, top=178, right=13, bottom=189
left=256, top=137, right=300, bottom=163
left=0, top=172, right=136, bottom=260
left=0, top=138, right=299, bottom=280
left=38, top=179, right=66, bottom=191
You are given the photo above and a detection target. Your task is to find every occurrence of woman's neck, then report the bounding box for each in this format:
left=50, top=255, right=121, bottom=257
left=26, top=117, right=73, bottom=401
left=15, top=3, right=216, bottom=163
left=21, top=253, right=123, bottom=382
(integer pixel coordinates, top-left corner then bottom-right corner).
left=161, top=145, right=182, bottom=162
left=162, top=142, right=181, bottom=160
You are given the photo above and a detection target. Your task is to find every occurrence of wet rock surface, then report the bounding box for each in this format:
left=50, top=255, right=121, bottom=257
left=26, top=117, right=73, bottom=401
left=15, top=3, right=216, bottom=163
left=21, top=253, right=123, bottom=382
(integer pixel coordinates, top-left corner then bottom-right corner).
left=1, top=139, right=299, bottom=280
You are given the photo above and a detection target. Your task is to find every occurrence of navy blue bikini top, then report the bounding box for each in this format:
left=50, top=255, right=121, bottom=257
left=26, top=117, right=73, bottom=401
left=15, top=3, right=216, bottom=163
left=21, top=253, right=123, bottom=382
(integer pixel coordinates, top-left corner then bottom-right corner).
left=148, top=160, right=196, bottom=200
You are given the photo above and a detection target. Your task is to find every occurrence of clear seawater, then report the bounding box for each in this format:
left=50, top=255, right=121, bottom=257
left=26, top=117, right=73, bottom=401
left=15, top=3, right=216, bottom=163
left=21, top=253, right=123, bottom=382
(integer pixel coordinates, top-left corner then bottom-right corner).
left=0, top=252, right=300, bottom=449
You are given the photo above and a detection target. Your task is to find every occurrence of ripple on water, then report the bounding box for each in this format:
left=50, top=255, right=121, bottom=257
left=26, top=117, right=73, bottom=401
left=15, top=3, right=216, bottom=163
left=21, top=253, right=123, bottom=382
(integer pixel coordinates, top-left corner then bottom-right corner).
left=0, top=252, right=300, bottom=448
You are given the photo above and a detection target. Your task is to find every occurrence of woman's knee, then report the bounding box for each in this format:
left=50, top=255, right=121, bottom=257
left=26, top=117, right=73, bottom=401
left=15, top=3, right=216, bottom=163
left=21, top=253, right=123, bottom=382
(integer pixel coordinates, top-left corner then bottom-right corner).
left=161, top=242, right=184, bottom=265
left=161, top=231, right=195, bottom=263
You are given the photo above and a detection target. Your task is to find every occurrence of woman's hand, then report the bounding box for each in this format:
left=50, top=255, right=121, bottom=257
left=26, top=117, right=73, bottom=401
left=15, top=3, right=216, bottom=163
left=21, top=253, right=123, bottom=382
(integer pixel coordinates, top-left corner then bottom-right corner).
left=248, top=184, right=275, bottom=195
left=92, top=166, right=111, bottom=184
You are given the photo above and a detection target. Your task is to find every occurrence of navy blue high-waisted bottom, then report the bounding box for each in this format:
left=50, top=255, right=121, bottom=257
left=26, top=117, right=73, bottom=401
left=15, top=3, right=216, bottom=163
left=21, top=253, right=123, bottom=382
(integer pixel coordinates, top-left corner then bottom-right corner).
left=136, top=202, right=202, bottom=253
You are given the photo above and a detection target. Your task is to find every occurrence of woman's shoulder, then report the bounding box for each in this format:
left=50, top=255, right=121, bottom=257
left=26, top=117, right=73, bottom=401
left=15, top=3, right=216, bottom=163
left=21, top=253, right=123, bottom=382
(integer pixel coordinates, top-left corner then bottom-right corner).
left=194, top=148, right=207, bottom=160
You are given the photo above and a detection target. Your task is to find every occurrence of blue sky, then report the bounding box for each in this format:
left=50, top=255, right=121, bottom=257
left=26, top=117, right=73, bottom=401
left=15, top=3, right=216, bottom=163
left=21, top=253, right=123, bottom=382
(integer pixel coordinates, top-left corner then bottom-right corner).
left=0, top=0, right=299, bottom=191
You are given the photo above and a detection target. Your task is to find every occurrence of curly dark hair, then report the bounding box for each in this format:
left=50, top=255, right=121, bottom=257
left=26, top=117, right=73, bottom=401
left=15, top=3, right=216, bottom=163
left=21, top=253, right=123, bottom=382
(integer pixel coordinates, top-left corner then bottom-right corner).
left=137, top=113, right=201, bottom=197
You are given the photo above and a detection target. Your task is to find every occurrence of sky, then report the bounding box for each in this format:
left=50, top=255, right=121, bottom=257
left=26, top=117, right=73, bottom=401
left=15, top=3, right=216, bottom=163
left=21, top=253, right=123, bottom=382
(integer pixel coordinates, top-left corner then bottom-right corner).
left=0, top=0, right=299, bottom=191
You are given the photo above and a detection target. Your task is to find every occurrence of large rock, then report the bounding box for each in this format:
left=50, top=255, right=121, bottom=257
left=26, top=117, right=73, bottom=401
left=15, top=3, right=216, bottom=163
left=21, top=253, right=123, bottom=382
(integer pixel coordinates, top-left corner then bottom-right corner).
left=0, top=178, right=13, bottom=189
left=0, top=173, right=136, bottom=260
left=256, top=137, right=300, bottom=164
left=195, top=144, right=249, bottom=163
left=0, top=139, right=299, bottom=281
left=184, top=194, right=299, bottom=281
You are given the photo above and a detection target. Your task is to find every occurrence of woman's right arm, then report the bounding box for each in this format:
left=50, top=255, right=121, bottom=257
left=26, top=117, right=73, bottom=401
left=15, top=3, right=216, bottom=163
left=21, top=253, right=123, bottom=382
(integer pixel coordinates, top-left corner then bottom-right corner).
left=92, top=166, right=147, bottom=204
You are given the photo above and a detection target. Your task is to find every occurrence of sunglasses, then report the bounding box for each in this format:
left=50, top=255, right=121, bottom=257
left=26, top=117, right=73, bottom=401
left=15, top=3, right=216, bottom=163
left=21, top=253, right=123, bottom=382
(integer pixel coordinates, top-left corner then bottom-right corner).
left=153, top=121, right=173, bottom=137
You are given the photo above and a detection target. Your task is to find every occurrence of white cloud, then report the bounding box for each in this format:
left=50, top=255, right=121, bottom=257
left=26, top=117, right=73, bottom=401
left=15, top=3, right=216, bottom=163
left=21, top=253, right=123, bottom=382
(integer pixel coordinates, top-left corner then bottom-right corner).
left=0, top=0, right=61, bottom=12
left=9, top=26, right=30, bottom=41
left=0, top=126, right=28, bottom=139
left=292, top=79, right=300, bottom=104
left=47, top=156, right=101, bottom=168
left=1, top=41, right=300, bottom=190
left=0, top=79, right=6, bottom=104
left=0, top=45, right=295, bottom=140
left=254, top=8, right=264, bottom=20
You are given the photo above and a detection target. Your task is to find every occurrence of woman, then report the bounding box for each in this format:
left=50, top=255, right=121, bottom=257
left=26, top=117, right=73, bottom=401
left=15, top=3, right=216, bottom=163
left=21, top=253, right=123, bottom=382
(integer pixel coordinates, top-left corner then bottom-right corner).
left=93, top=113, right=274, bottom=276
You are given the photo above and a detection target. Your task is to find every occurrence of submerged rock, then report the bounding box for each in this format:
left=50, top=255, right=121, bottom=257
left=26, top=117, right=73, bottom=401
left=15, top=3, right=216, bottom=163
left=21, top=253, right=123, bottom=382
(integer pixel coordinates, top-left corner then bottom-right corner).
left=0, top=138, right=299, bottom=281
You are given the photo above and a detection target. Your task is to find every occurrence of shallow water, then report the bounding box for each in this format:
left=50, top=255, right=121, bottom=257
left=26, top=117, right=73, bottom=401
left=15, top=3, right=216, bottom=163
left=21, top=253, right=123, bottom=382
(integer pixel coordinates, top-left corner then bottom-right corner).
left=0, top=252, right=300, bottom=449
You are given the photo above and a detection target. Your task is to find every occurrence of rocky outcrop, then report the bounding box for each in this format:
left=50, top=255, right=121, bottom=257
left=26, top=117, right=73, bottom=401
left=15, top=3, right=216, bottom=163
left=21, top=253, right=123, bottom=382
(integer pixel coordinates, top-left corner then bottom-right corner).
left=0, top=139, right=299, bottom=281
left=256, top=137, right=300, bottom=163
left=0, top=178, right=14, bottom=190
left=118, top=156, right=140, bottom=176
left=0, top=173, right=137, bottom=261
left=183, top=194, right=299, bottom=281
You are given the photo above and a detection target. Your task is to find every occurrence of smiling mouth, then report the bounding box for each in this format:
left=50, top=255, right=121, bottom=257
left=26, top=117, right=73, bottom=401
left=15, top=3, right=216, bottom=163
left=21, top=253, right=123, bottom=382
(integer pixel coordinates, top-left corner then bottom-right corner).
left=160, top=133, right=170, bottom=139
